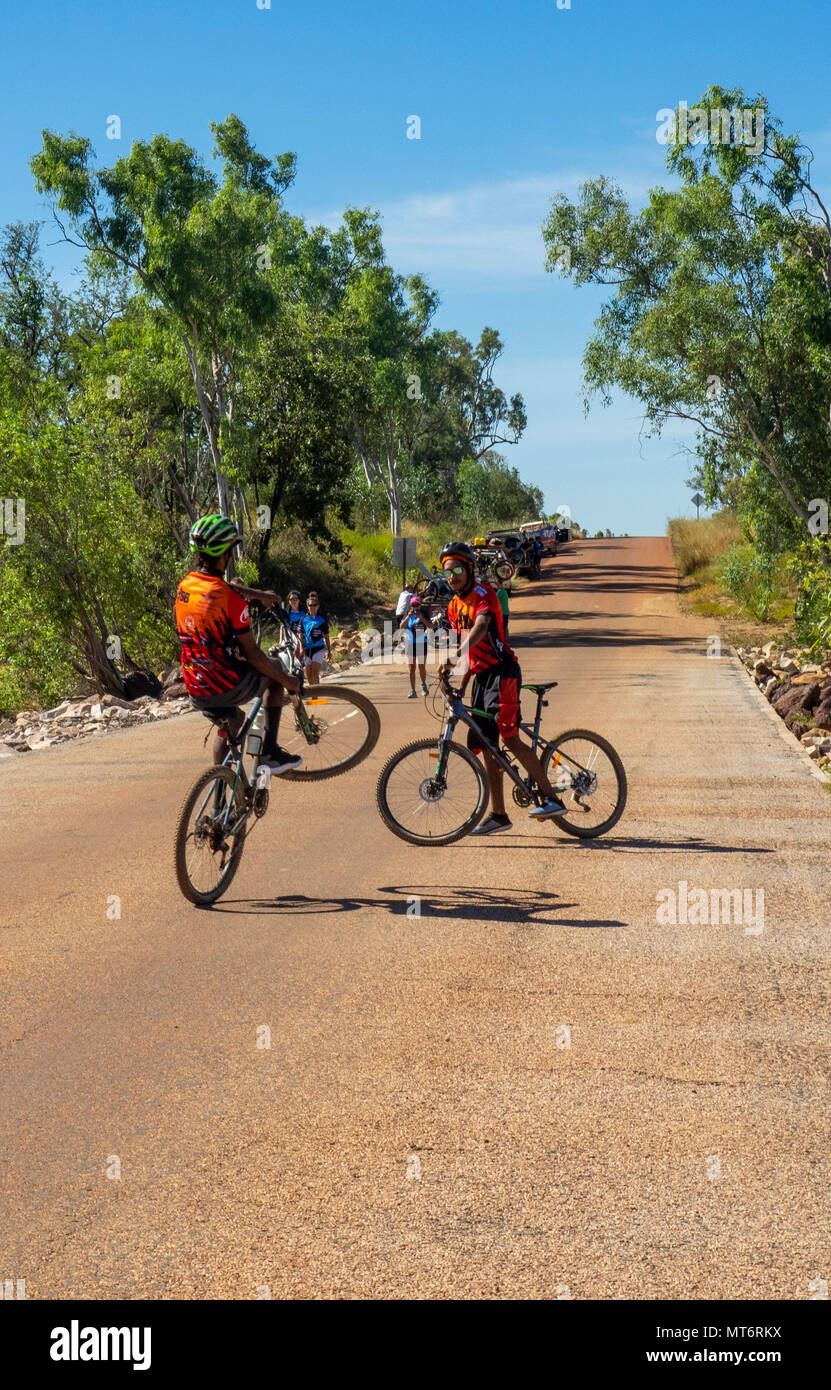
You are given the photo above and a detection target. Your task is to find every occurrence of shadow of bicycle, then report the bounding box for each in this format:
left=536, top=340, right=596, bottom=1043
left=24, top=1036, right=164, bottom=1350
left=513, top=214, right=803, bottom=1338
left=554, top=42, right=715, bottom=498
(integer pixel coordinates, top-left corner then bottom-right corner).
left=211, top=883, right=626, bottom=928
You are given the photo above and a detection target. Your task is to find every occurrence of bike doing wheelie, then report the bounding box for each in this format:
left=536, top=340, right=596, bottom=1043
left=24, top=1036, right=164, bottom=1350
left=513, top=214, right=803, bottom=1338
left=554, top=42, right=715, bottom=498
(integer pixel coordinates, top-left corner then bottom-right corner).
left=173, top=514, right=379, bottom=904
left=175, top=606, right=380, bottom=904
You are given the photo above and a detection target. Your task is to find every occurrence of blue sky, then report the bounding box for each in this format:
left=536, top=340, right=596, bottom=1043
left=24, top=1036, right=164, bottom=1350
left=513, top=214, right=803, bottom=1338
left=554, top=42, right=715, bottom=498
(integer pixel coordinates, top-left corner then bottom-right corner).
left=2, top=0, right=828, bottom=533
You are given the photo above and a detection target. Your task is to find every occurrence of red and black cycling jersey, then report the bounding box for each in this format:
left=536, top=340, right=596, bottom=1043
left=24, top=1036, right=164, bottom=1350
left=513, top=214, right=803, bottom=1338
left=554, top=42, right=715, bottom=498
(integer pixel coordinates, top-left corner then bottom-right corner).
left=447, top=580, right=515, bottom=673
left=174, top=571, right=251, bottom=697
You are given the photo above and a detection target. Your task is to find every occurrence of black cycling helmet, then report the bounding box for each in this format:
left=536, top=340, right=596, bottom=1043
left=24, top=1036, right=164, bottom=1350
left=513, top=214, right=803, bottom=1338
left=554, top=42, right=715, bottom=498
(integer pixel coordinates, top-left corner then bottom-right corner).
left=439, top=541, right=476, bottom=569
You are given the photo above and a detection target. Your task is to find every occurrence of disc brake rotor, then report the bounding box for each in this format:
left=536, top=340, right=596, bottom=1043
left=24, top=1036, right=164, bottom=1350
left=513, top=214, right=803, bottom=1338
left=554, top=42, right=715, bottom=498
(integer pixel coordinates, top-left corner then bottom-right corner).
left=418, top=777, right=445, bottom=802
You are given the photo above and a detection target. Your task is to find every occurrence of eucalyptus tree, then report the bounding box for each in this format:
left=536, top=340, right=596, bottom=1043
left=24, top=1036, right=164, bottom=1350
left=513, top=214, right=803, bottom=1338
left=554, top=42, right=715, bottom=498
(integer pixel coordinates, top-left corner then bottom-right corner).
left=31, top=114, right=296, bottom=519
left=542, top=86, right=831, bottom=549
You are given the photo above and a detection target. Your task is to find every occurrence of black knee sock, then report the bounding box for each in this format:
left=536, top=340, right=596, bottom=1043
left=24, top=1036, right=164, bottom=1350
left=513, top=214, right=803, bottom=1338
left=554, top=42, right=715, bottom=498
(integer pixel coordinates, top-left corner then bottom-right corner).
left=263, top=704, right=281, bottom=755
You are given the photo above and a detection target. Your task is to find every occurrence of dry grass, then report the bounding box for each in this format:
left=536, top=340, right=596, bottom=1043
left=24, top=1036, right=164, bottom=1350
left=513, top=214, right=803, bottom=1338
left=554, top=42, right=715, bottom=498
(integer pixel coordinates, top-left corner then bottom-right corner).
left=667, top=512, right=743, bottom=578
left=668, top=512, right=797, bottom=644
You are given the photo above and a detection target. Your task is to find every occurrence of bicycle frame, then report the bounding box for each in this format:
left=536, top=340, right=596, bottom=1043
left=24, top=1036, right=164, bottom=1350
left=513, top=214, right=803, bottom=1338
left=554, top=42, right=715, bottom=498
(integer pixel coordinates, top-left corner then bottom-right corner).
left=434, top=672, right=549, bottom=806
left=433, top=670, right=590, bottom=806
left=194, top=605, right=313, bottom=835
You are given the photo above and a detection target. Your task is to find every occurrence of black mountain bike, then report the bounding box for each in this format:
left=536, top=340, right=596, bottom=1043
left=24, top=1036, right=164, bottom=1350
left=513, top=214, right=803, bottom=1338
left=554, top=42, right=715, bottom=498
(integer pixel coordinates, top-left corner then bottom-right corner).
left=175, top=605, right=380, bottom=904
left=376, top=666, right=626, bottom=846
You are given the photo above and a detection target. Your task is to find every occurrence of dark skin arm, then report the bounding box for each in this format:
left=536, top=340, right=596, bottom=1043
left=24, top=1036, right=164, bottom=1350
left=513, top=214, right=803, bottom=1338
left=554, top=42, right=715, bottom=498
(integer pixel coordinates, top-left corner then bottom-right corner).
left=228, top=577, right=281, bottom=609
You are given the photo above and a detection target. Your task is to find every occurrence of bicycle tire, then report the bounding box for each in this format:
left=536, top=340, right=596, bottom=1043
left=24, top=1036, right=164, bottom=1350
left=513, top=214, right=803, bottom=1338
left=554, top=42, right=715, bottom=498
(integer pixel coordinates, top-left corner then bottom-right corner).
left=175, top=765, right=249, bottom=905
left=541, top=728, right=627, bottom=839
left=278, top=684, right=380, bottom=782
left=376, top=737, right=489, bottom=846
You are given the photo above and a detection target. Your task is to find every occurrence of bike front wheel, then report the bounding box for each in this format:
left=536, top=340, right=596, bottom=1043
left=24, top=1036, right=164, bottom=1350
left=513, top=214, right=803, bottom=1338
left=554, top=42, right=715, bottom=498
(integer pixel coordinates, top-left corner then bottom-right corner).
left=376, top=737, right=489, bottom=846
left=175, top=765, right=250, bottom=905
left=278, top=684, right=380, bottom=781
left=541, top=728, right=627, bottom=838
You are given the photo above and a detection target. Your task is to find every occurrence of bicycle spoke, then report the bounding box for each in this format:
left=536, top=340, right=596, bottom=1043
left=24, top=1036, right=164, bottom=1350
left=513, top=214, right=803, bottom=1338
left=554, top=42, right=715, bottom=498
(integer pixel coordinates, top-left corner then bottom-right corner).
left=280, top=691, right=373, bottom=775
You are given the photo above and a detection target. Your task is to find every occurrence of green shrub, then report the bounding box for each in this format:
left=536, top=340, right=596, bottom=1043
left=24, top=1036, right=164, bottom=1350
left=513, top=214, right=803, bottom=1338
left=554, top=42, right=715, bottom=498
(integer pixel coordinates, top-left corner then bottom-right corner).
left=790, top=539, right=831, bottom=655
left=721, top=545, right=778, bottom=621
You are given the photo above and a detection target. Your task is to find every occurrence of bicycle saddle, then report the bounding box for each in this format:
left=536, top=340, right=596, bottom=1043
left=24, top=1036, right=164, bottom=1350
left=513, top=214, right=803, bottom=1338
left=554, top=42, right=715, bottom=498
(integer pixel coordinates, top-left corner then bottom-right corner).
left=522, top=680, right=559, bottom=692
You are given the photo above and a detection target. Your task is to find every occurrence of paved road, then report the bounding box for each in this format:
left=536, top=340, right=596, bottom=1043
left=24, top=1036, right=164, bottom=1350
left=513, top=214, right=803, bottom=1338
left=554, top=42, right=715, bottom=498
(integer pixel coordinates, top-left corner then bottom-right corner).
left=2, top=537, right=829, bottom=1300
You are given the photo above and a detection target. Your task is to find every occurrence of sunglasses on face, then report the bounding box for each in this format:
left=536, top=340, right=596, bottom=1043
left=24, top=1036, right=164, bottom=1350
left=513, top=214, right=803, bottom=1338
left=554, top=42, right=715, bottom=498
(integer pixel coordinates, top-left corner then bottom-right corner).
left=442, top=564, right=466, bottom=575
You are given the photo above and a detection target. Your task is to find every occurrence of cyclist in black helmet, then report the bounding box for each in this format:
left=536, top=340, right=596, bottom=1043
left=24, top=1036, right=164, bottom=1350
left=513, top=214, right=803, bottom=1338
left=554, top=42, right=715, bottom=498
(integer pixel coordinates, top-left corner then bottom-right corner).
left=439, top=541, right=566, bottom=834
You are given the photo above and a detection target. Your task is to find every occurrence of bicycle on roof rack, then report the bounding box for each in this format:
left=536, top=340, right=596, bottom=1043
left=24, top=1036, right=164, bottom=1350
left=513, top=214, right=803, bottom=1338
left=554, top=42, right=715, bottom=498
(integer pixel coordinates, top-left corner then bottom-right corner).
left=375, top=665, right=626, bottom=846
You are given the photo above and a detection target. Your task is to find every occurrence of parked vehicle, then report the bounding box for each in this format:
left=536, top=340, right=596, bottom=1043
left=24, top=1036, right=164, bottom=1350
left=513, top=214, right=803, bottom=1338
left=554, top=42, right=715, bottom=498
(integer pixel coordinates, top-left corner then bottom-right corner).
left=486, top=529, right=544, bottom=579
left=518, top=519, right=558, bottom=555
left=471, top=537, right=515, bottom=591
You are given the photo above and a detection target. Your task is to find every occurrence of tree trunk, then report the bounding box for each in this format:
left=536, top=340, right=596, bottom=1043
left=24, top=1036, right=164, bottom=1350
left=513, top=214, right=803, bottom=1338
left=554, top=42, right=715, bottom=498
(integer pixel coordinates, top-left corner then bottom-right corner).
left=183, top=330, right=230, bottom=515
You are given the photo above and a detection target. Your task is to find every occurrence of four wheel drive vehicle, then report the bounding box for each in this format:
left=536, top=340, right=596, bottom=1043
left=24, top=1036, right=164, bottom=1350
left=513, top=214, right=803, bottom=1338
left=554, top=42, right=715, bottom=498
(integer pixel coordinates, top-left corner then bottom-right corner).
left=415, top=568, right=454, bottom=604
left=556, top=527, right=571, bottom=543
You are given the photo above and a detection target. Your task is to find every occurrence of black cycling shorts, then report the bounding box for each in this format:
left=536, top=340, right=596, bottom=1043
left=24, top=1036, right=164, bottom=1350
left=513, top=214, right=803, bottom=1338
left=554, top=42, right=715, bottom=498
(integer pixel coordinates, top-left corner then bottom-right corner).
left=190, top=666, right=262, bottom=732
left=467, top=657, right=521, bottom=753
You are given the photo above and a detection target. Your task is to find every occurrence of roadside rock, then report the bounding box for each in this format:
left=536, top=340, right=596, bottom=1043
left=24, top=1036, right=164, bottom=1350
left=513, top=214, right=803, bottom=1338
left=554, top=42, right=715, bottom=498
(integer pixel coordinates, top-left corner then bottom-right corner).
left=160, top=681, right=188, bottom=702
left=812, top=699, right=831, bottom=730
left=1, top=680, right=195, bottom=756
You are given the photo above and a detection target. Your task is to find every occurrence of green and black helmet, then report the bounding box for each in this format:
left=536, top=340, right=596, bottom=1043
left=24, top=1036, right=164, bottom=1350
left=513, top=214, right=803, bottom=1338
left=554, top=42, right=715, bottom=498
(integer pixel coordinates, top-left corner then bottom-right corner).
left=189, top=514, right=243, bottom=557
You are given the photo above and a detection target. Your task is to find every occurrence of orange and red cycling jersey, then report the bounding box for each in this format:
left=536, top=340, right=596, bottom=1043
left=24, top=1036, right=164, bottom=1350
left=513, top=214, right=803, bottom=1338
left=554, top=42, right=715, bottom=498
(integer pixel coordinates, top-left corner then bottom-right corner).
left=174, top=571, right=251, bottom=697
left=447, top=580, right=515, bottom=673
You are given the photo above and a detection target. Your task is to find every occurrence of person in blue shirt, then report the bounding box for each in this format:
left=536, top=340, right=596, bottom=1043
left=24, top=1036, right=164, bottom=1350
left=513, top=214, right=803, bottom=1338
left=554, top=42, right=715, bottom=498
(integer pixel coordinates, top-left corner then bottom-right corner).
left=400, top=594, right=431, bottom=698
left=285, top=590, right=305, bottom=659
left=300, top=591, right=331, bottom=684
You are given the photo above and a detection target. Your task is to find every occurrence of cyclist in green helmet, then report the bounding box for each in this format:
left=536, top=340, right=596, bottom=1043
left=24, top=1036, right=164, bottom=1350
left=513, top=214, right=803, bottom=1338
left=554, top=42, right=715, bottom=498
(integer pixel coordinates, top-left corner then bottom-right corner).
left=174, top=514, right=302, bottom=771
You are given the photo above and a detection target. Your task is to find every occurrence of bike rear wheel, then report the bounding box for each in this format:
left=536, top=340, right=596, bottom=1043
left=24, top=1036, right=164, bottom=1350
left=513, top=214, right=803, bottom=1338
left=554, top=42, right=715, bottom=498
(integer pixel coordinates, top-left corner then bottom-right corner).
left=541, top=729, right=626, bottom=838
left=376, top=737, right=489, bottom=846
left=278, top=684, right=380, bottom=781
left=175, top=765, right=249, bottom=905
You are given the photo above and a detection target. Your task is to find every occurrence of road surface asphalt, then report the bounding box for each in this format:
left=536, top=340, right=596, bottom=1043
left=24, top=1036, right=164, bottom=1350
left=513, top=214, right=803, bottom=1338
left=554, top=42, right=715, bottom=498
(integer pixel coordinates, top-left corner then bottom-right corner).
left=2, top=536, right=829, bottom=1300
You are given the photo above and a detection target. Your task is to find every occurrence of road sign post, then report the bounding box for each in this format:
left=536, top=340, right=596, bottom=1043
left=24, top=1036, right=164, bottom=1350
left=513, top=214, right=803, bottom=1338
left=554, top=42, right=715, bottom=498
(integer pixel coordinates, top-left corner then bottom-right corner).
left=392, top=536, right=418, bottom=594
left=691, top=492, right=704, bottom=520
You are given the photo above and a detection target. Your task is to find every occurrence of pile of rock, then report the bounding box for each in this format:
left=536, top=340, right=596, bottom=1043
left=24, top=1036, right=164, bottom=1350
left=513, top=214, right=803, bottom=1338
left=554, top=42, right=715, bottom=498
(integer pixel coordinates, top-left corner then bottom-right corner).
left=328, top=627, right=365, bottom=668
left=737, top=642, right=831, bottom=772
left=0, top=667, right=192, bottom=757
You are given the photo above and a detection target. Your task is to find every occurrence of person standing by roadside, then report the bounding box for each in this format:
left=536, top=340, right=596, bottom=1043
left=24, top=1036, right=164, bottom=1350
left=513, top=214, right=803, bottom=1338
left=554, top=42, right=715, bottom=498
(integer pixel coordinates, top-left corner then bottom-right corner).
left=301, top=591, right=331, bottom=685
left=400, top=594, right=431, bottom=698
left=395, top=581, right=416, bottom=622
left=285, top=590, right=305, bottom=659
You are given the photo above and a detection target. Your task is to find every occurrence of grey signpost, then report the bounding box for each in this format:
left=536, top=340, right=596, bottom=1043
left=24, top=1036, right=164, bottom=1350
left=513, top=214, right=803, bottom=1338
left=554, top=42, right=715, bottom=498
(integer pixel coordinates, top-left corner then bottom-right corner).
left=691, top=492, right=704, bottom=520
left=392, top=536, right=418, bottom=594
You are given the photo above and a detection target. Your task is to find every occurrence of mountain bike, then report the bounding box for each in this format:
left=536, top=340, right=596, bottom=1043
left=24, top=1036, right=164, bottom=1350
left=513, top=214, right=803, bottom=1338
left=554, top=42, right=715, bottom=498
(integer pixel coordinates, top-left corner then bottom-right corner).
left=175, top=606, right=380, bottom=904
left=376, top=666, right=626, bottom=846
left=253, top=603, right=380, bottom=781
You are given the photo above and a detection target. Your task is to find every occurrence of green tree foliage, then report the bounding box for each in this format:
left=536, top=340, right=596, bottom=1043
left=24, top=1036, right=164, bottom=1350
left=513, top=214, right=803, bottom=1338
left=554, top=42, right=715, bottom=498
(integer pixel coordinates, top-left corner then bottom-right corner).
left=456, top=453, right=543, bottom=529
left=31, top=115, right=297, bottom=519
left=0, top=118, right=538, bottom=711
left=542, top=86, right=831, bottom=555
